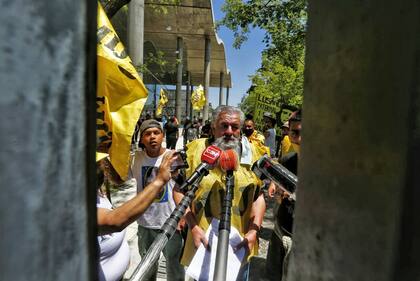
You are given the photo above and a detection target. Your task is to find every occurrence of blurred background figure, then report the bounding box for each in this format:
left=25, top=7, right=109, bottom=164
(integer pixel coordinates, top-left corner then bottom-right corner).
left=278, top=121, right=295, bottom=158
left=242, top=117, right=270, bottom=156
left=263, top=112, right=277, bottom=156
left=266, top=109, right=302, bottom=281
left=200, top=119, right=212, bottom=138
left=164, top=116, right=179, bottom=149
left=183, top=118, right=198, bottom=146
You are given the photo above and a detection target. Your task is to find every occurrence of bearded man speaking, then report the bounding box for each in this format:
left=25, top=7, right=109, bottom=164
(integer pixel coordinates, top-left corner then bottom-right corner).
left=173, top=105, right=267, bottom=280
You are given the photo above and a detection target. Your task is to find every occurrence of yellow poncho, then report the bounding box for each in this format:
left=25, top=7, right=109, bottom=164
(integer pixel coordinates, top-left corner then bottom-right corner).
left=181, top=138, right=265, bottom=266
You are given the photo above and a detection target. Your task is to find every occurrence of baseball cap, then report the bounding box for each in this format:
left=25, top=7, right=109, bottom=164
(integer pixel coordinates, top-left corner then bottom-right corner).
left=263, top=111, right=275, bottom=120
left=139, top=119, right=163, bottom=138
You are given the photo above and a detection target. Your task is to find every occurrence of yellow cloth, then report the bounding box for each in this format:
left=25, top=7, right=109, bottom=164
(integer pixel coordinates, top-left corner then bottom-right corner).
left=247, top=130, right=270, bottom=157
left=156, top=89, right=168, bottom=116
left=180, top=139, right=265, bottom=266
left=96, top=3, right=148, bottom=179
left=96, top=152, right=109, bottom=162
left=191, top=85, right=206, bottom=111
left=280, top=136, right=295, bottom=157
left=291, top=143, right=300, bottom=154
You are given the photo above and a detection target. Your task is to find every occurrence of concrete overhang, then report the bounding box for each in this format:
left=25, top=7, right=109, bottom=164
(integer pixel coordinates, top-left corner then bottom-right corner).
left=143, top=0, right=232, bottom=88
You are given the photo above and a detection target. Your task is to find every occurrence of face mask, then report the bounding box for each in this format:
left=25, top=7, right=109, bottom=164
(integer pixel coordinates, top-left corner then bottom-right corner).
left=243, top=128, right=254, bottom=137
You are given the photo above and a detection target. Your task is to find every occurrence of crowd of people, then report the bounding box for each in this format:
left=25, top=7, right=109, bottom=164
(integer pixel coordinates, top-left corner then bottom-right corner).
left=97, top=105, right=302, bottom=281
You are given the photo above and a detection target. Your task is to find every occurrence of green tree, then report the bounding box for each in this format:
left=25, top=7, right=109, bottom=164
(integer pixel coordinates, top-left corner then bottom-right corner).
left=251, top=54, right=303, bottom=107
left=218, top=0, right=307, bottom=69
left=218, top=0, right=307, bottom=112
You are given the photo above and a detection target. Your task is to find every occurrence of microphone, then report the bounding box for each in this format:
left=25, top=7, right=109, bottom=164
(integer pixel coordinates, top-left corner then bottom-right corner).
left=252, top=155, right=298, bottom=194
left=129, top=145, right=222, bottom=281
left=219, top=149, right=238, bottom=172
left=213, top=149, right=238, bottom=281
left=177, top=145, right=222, bottom=193
left=218, top=149, right=238, bottom=232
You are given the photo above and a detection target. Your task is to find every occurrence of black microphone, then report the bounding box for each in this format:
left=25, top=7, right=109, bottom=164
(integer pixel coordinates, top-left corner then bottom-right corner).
left=252, top=155, right=298, bottom=194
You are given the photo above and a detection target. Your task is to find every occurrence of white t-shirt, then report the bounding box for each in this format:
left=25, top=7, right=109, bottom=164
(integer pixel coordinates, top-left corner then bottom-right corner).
left=97, top=194, right=130, bottom=281
left=131, top=149, right=176, bottom=229
left=265, top=128, right=277, bottom=156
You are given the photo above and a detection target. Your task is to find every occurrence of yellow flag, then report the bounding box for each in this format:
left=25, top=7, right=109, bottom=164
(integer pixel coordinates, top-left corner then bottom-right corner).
left=97, top=3, right=148, bottom=179
left=156, top=89, right=168, bottom=116
left=191, top=85, right=205, bottom=111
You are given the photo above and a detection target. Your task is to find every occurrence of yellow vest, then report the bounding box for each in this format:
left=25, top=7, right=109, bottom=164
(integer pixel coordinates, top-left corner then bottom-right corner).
left=181, top=138, right=265, bottom=266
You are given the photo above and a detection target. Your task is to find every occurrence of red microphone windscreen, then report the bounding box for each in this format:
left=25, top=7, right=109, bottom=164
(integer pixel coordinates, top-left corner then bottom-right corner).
left=201, top=145, right=222, bottom=166
left=219, top=149, right=238, bottom=171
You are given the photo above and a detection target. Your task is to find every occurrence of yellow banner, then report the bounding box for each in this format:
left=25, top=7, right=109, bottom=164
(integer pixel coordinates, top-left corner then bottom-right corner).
left=191, top=85, right=205, bottom=111
left=253, top=94, right=278, bottom=130
left=156, top=88, right=168, bottom=116
left=97, top=3, right=148, bottom=179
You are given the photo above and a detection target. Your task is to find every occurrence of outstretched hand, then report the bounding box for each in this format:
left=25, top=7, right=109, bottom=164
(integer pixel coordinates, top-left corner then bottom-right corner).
left=156, top=150, right=178, bottom=183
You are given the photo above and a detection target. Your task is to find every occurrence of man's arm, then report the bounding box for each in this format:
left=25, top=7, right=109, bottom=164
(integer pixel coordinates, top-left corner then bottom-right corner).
left=97, top=151, right=177, bottom=235
left=235, top=193, right=266, bottom=253
left=173, top=187, right=209, bottom=249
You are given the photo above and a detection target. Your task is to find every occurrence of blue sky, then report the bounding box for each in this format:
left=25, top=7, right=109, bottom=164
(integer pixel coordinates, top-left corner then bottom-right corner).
left=209, top=1, right=266, bottom=107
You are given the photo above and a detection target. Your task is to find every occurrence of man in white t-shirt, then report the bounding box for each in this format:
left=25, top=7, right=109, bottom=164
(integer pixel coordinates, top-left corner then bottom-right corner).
left=131, top=119, right=185, bottom=281
left=263, top=112, right=277, bottom=156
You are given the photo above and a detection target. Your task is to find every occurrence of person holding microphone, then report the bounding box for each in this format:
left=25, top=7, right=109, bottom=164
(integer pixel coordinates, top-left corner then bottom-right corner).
left=174, top=105, right=267, bottom=281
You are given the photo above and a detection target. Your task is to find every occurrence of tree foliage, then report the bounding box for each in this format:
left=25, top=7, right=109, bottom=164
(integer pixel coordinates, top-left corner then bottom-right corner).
left=219, top=0, right=307, bottom=112
left=253, top=54, right=303, bottom=104
left=239, top=53, right=303, bottom=114
left=218, top=0, right=306, bottom=69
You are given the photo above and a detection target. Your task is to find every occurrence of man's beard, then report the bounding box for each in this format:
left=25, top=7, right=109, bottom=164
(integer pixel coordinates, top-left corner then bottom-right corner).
left=213, top=135, right=242, bottom=156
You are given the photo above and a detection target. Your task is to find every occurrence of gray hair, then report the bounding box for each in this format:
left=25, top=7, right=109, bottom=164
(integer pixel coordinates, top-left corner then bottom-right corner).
left=211, top=105, right=245, bottom=126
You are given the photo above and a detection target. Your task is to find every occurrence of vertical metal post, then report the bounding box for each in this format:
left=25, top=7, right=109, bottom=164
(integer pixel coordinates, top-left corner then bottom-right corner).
left=176, top=36, right=184, bottom=120
left=190, top=85, right=194, bottom=120
left=226, top=87, right=230, bottom=106
left=219, top=72, right=225, bottom=106
left=203, top=36, right=211, bottom=121
left=186, top=71, right=191, bottom=120
left=153, top=83, right=157, bottom=117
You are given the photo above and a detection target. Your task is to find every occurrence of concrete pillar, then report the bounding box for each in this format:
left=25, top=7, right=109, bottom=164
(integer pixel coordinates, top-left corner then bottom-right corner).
left=203, top=36, right=211, bottom=121
left=0, top=1, right=97, bottom=280
left=176, top=37, right=184, bottom=120
left=128, top=0, right=145, bottom=77
left=288, top=1, right=420, bottom=280
left=219, top=72, right=225, bottom=106
left=226, top=87, right=230, bottom=106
